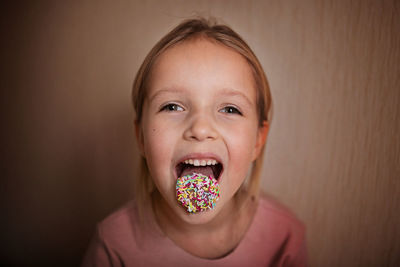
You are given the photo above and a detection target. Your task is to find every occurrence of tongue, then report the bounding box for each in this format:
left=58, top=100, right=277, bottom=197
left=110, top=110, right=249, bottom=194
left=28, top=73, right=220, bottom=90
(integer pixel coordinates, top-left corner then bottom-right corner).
left=181, top=166, right=214, bottom=179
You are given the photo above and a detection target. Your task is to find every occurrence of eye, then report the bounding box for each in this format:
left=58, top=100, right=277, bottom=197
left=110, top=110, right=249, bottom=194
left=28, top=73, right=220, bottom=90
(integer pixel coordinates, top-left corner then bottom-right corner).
left=219, top=106, right=243, bottom=115
left=160, top=103, right=184, bottom=112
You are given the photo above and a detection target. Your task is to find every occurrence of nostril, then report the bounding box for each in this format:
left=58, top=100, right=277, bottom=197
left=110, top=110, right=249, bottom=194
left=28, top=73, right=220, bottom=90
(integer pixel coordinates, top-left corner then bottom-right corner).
left=184, top=117, right=218, bottom=141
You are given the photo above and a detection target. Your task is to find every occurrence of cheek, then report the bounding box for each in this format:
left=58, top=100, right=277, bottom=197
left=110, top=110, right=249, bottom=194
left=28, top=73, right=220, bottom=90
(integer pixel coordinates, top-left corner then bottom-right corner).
left=226, top=126, right=258, bottom=176
left=142, top=121, right=174, bottom=175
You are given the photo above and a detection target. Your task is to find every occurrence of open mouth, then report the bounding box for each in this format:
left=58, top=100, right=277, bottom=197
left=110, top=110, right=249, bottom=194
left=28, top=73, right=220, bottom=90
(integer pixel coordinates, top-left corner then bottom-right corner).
left=175, top=159, right=223, bottom=181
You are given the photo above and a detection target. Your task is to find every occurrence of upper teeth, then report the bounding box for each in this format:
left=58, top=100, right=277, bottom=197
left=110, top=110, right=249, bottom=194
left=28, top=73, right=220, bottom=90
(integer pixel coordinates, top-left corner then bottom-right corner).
left=184, top=159, right=218, bottom=166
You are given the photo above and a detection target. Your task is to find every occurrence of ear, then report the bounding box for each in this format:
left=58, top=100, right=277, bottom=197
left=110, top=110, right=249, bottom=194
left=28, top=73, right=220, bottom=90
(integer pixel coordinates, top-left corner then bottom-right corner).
left=252, top=121, right=269, bottom=161
left=134, top=120, right=145, bottom=157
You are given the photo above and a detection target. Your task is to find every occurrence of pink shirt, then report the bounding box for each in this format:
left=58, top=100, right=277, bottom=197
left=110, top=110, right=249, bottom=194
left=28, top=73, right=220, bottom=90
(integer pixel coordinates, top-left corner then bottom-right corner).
left=82, top=195, right=307, bottom=266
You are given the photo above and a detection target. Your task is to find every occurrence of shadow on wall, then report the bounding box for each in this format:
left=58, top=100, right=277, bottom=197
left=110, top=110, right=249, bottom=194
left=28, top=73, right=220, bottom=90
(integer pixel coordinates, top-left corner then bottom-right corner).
left=2, top=107, right=139, bottom=265
left=1, top=2, right=139, bottom=265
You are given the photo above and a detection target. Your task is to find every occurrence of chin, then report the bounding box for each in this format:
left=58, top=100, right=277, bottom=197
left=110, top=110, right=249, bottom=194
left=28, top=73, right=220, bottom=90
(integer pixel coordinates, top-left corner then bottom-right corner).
left=179, top=209, right=218, bottom=225
left=153, top=188, right=228, bottom=226
left=173, top=200, right=225, bottom=225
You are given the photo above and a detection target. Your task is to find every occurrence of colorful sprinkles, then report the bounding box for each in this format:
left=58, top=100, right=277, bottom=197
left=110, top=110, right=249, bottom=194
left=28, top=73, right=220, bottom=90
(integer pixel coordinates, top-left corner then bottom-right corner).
left=176, top=173, right=220, bottom=213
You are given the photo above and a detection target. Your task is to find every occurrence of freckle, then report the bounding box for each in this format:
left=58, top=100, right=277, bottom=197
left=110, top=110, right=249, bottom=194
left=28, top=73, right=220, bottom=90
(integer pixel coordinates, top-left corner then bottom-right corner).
left=152, top=128, right=156, bottom=132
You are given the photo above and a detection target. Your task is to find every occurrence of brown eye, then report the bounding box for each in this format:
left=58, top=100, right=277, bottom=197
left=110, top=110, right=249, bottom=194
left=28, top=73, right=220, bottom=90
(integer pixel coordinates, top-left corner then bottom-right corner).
left=220, top=106, right=242, bottom=115
left=160, top=103, right=184, bottom=112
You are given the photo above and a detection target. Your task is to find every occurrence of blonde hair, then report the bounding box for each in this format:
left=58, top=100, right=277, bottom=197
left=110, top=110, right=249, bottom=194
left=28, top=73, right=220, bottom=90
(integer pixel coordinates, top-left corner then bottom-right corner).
left=132, top=17, right=272, bottom=217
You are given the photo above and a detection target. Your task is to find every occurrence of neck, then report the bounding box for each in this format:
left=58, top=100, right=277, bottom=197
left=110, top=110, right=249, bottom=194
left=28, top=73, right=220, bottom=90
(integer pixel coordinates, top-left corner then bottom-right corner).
left=151, top=190, right=257, bottom=259
left=152, top=191, right=242, bottom=236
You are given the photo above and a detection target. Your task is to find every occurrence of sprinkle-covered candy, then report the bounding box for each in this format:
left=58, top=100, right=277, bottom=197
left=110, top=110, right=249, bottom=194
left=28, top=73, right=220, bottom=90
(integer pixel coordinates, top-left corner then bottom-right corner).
left=176, top=173, right=220, bottom=213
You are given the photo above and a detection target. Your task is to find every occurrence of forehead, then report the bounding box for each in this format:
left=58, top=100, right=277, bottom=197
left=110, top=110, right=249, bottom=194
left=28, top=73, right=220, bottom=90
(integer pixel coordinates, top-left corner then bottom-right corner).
left=147, top=38, right=256, bottom=101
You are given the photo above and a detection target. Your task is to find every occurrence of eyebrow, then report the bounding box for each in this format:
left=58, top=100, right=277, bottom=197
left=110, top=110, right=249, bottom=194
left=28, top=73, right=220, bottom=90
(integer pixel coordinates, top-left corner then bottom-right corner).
left=148, top=88, right=184, bottom=103
left=148, top=87, right=254, bottom=106
left=217, top=88, right=253, bottom=106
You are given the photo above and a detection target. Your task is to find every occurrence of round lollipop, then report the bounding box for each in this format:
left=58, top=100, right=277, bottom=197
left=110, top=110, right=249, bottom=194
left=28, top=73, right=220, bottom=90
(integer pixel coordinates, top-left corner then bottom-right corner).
left=176, top=173, right=220, bottom=213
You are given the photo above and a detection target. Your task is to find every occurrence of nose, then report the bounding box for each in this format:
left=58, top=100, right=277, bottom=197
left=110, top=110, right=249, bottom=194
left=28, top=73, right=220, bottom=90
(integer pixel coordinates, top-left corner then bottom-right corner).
left=183, top=114, right=218, bottom=141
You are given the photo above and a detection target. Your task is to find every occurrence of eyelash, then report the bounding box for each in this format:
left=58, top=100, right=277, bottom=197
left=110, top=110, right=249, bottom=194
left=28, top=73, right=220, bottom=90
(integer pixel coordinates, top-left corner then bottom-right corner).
left=219, top=106, right=243, bottom=115
left=159, top=103, right=243, bottom=116
left=160, top=103, right=184, bottom=112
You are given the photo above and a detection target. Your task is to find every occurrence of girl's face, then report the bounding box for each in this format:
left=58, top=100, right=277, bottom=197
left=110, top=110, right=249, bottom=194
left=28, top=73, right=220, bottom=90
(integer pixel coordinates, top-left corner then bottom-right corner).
left=137, top=39, right=266, bottom=224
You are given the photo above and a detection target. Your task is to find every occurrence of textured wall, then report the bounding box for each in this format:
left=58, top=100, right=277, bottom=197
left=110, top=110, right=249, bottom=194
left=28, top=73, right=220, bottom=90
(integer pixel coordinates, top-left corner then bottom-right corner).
left=2, top=0, right=399, bottom=266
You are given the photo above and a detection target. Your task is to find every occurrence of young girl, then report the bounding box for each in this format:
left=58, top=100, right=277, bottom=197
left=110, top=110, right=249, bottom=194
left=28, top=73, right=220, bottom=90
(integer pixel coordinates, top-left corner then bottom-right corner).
left=82, top=18, right=307, bottom=267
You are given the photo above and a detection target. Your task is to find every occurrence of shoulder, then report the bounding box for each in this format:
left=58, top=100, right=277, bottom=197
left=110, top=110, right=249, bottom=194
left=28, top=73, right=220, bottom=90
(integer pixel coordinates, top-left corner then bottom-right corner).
left=244, top=193, right=307, bottom=266
left=81, top=200, right=143, bottom=266
left=255, top=192, right=306, bottom=243
left=96, top=199, right=144, bottom=250
left=101, top=199, right=137, bottom=225
left=257, top=192, right=305, bottom=234
left=100, top=199, right=137, bottom=232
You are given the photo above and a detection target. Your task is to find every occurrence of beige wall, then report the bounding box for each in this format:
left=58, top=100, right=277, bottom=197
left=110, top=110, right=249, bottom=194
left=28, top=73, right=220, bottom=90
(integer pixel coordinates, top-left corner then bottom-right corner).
left=2, top=0, right=399, bottom=265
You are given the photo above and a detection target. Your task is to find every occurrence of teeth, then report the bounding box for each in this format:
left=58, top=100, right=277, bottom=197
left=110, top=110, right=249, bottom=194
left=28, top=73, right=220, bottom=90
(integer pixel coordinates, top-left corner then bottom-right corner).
left=182, top=159, right=219, bottom=166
